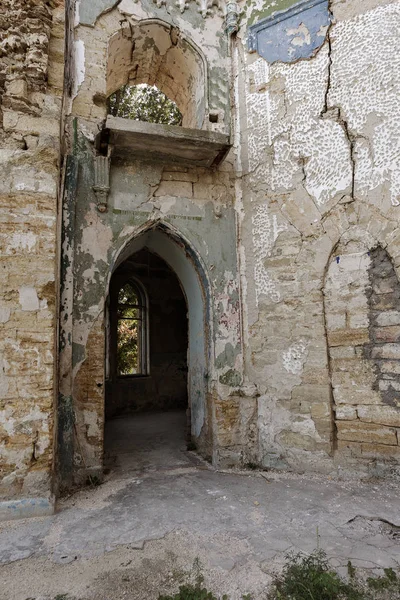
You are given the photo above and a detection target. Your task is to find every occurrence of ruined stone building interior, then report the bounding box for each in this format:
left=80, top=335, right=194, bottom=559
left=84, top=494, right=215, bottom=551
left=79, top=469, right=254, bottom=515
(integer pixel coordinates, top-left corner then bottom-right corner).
left=0, top=0, right=400, bottom=520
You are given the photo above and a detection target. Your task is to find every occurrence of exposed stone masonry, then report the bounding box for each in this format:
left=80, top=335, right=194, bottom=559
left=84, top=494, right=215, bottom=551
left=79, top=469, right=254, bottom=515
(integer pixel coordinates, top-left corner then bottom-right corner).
left=0, top=0, right=64, bottom=501
left=0, top=0, right=60, bottom=146
left=325, top=242, right=400, bottom=467
left=367, top=247, right=400, bottom=408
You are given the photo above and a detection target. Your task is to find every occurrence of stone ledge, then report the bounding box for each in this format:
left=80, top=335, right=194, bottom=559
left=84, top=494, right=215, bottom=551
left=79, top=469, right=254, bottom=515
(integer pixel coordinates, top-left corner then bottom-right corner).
left=0, top=496, right=55, bottom=522
left=100, top=117, right=231, bottom=168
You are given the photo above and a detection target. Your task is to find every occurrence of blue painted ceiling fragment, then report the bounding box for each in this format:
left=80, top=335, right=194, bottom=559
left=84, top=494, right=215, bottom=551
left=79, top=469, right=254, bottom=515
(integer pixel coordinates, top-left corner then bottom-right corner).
left=248, top=0, right=331, bottom=64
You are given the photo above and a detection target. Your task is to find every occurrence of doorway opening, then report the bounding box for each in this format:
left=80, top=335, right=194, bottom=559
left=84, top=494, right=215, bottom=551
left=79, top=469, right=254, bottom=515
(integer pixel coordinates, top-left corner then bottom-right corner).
left=105, top=247, right=193, bottom=473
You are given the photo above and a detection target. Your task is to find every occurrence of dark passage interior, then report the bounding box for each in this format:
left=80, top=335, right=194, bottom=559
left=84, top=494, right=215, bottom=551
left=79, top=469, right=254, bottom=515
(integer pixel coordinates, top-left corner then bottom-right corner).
left=105, top=248, right=190, bottom=472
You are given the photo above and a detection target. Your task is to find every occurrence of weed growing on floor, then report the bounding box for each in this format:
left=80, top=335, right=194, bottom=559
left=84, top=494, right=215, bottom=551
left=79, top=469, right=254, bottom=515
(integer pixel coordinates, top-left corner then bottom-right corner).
left=158, top=559, right=252, bottom=600
left=268, top=550, right=365, bottom=600
left=268, top=550, right=400, bottom=600
left=157, top=552, right=400, bottom=600
left=367, top=567, right=400, bottom=594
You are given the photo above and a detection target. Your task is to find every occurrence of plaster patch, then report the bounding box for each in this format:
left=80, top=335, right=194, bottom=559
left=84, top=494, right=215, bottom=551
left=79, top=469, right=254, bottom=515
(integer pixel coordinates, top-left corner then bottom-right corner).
left=83, top=410, right=100, bottom=438
left=6, top=232, right=37, bottom=254
left=0, top=307, right=11, bottom=323
left=0, top=408, right=14, bottom=435
left=282, top=340, right=308, bottom=375
left=252, top=205, right=287, bottom=304
left=80, top=206, right=113, bottom=264
left=73, top=40, right=85, bottom=98
left=19, top=287, right=39, bottom=311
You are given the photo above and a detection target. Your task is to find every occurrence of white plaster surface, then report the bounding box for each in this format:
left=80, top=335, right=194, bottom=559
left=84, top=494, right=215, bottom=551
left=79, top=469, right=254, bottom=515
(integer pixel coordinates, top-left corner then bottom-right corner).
left=18, top=287, right=39, bottom=311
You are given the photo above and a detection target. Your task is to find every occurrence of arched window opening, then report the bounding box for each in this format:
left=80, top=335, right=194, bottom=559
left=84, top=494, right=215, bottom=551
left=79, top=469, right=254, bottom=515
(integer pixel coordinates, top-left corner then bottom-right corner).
left=106, top=21, right=206, bottom=129
left=115, top=279, right=148, bottom=376
left=108, top=83, right=183, bottom=126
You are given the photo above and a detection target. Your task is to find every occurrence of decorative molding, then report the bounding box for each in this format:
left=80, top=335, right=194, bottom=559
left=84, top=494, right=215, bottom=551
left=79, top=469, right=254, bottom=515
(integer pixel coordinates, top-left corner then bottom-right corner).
left=225, top=1, right=239, bottom=35
left=248, top=0, right=331, bottom=64
left=93, top=155, right=111, bottom=213
left=152, top=0, right=223, bottom=18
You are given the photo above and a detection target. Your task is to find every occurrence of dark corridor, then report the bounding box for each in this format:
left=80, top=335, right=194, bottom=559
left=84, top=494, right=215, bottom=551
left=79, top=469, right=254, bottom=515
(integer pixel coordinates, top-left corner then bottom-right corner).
left=106, top=248, right=189, bottom=420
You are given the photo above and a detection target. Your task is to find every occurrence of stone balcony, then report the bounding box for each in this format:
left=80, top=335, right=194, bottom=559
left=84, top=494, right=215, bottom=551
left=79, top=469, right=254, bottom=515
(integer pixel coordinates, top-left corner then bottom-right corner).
left=97, top=116, right=231, bottom=168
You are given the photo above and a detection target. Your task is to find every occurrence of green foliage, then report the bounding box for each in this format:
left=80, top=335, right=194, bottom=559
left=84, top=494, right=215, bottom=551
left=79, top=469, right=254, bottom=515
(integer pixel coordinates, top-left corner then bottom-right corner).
left=367, top=568, right=399, bottom=592
left=347, top=561, right=356, bottom=579
left=117, top=282, right=140, bottom=375
left=268, top=550, right=365, bottom=600
left=108, top=84, right=182, bottom=125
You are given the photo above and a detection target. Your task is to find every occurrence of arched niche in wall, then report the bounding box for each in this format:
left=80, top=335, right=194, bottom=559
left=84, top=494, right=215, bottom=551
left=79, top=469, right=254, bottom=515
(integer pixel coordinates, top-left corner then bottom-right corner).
left=324, top=236, right=400, bottom=465
left=107, top=19, right=207, bottom=129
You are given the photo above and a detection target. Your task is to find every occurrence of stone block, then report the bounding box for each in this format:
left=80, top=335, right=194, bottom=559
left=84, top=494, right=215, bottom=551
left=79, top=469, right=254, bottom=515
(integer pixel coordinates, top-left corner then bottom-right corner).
left=380, top=361, right=400, bottom=375
left=313, top=418, right=333, bottom=441
left=332, top=385, right=382, bottom=406
left=360, top=443, right=400, bottom=460
left=357, top=405, right=400, bottom=427
left=371, top=344, right=400, bottom=360
left=378, top=379, right=400, bottom=392
left=310, top=402, right=331, bottom=419
left=376, top=311, right=400, bottom=327
left=372, top=277, right=397, bottom=295
left=349, top=313, right=369, bottom=329
left=6, top=79, right=28, bottom=98
left=215, top=397, right=240, bottom=447
left=162, top=171, right=198, bottom=183
left=291, top=385, right=331, bottom=405
left=337, top=440, right=362, bottom=457
left=278, top=430, right=316, bottom=451
left=193, top=181, right=212, bottom=200
left=331, top=369, right=372, bottom=388
left=325, top=312, right=346, bottom=331
left=327, top=328, right=370, bottom=347
left=335, top=405, right=357, bottom=420
left=154, top=180, right=193, bottom=198
left=336, top=421, right=397, bottom=445
left=329, top=346, right=355, bottom=359
left=374, top=326, right=400, bottom=342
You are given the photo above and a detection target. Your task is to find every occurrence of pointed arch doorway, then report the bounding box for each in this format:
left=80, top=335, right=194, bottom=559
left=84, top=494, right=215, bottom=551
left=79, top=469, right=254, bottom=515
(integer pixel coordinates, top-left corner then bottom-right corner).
left=104, top=224, right=211, bottom=473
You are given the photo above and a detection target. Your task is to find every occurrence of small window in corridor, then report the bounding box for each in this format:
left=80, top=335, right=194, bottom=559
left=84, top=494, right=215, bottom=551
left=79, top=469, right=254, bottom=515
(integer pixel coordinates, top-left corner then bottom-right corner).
left=117, top=281, right=147, bottom=376
left=108, top=84, right=183, bottom=126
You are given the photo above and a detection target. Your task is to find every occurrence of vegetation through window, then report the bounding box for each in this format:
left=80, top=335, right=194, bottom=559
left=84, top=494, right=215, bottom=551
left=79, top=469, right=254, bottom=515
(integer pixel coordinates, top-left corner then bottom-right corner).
left=108, top=84, right=183, bottom=126
left=117, top=281, right=147, bottom=376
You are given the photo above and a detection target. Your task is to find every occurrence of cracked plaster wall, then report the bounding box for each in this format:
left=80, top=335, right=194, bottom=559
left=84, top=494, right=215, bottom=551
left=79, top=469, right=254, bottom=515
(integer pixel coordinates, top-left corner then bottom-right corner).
left=0, top=0, right=64, bottom=499
left=236, top=0, right=400, bottom=475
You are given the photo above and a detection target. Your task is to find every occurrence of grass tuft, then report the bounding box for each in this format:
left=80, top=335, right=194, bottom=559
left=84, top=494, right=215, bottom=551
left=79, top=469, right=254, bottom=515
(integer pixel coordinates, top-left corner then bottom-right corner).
left=268, top=550, right=365, bottom=600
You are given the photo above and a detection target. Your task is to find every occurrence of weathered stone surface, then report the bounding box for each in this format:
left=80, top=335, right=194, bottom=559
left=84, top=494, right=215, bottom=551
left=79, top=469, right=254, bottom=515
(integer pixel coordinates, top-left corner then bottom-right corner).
left=2, top=0, right=400, bottom=505
left=357, top=406, right=400, bottom=427
left=336, top=421, right=397, bottom=446
left=0, top=0, right=63, bottom=499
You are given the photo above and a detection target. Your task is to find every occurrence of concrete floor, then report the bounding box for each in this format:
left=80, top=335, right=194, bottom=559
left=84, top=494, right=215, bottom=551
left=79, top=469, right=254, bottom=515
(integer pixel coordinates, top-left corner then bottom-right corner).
left=0, top=411, right=400, bottom=600
left=104, top=410, right=201, bottom=474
